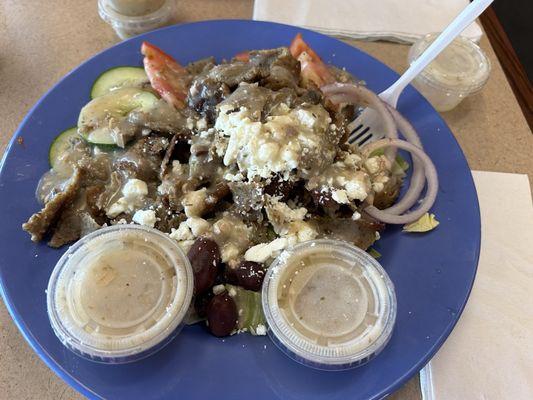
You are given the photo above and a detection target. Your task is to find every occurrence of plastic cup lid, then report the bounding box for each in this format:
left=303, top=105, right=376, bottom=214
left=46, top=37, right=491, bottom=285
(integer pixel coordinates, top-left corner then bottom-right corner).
left=98, top=0, right=173, bottom=30
left=262, top=239, right=397, bottom=370
left=47, top=224, right=193, bottom=362
left=408, top=33, right=491, bottom=95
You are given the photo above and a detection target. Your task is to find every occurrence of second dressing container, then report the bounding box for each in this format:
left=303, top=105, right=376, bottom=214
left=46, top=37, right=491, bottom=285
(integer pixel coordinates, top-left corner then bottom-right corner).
left=262, top=240, right=397, bottom=370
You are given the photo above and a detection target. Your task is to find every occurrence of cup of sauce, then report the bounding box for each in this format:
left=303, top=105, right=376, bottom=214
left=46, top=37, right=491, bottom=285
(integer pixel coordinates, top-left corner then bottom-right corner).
left=408, top=33, right=491, bottom=112
left=47, top=224, right=193, bottom=363
left=98, top=0, right=175, bottom=39
left=262, top=239, right=397, bottom=370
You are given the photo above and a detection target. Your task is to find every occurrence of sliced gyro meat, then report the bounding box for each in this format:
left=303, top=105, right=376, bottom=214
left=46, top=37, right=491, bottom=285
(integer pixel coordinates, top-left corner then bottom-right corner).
left=22, top=168, right=83, bottom=242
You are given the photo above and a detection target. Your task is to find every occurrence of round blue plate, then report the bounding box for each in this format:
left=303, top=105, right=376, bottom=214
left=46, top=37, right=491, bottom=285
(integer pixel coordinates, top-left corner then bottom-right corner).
left=0, top=20, right=480, bottom=400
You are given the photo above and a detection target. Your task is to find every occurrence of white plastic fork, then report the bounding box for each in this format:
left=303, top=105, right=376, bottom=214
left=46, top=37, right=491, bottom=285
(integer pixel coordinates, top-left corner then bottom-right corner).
left=348, top=0, right=494, bottom=146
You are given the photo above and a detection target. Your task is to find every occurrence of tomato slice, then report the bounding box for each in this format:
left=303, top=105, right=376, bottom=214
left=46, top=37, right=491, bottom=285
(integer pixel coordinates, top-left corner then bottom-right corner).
left=234, top=51, right=250, bottom=62
left=289, top=33, right=322, bottom=61
left=289, top=33, right=335, bottom=88
left=141, top=41, right=188, bottom=109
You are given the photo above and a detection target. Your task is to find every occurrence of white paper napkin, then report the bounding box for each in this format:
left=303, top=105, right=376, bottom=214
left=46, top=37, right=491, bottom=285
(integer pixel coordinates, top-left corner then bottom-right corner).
left=253, top=0, right=483, bottom=43
left=420, top=171, right=533, bottom=400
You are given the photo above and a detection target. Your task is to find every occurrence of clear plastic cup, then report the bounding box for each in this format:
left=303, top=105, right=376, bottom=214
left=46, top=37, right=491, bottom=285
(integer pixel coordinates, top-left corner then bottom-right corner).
left=408, top=33, right=491, bottom=112
left=98, top=0, right=175, bottom=40
left=47, top=224, right=193, bottom=363
left=262, top=239, right=397, bottom=370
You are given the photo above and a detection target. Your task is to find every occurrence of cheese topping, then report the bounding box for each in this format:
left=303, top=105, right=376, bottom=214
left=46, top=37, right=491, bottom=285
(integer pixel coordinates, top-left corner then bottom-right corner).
left=307, top=153, right=371, bottom=204
left=215, top=103, right=336, bottom=180
left=132, top=209, right=157, bottom=227
left=106, top=178, right=149, bottom=218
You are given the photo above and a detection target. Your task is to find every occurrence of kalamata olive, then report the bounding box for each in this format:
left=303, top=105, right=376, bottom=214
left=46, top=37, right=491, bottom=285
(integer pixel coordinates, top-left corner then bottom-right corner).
left=309, top=188, right=338, bottom=209
left=214, top=263, right=228, bottom=286
left=194, top=291, right=214, bottom=319
left=187, top=237, right=221, bottom=295
left=264, top=175, right=294, bottom=200
left=225, top=261, right=266, bottom=292
left=207, top=292, right=238, bottom=337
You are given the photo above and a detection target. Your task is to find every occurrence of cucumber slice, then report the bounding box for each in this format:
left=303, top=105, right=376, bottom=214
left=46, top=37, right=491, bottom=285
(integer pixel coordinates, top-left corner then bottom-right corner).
left=90, top=66, right=148, bottom=98
left=227, top=285, right=266, bottom=334
left=85, top=127, right=116, bottom=146
left=78, top=88, right=158, bottom=146
left=48, top=127, right=79, bottom=168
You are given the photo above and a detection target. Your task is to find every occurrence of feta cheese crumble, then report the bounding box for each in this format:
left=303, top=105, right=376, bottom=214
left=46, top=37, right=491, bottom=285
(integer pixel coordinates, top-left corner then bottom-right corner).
left=186, top=217, right=211, bottom=237
left=254, top=324, right=267, bottom=336
left=122, top=179, right=148, bottom=199
left=215, top=103, right=336, bottom=180
left=212, top=284, right=226, bottom=295
left=132, top=210, right=157, bottom=228
left=307, top=152, right=371, bottom=204
left=211, top=215, right=252, bottom=263
left=181, top=189, right=207, bottom=217
left=245, top=238, right=288, bottom=263
left=264, top=197, right=318, bottom=248
left=169, top=222, right=194, bottom=241
left=106, top=179, right=149, bottom=218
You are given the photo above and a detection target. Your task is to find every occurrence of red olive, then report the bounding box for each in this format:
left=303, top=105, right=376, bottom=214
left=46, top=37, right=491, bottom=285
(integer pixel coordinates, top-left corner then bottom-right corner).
left=187, top=237, right=221, bottom=295
left=225, top=261, right=266, bottom=292
left=207, top=292, right=238, bottom=337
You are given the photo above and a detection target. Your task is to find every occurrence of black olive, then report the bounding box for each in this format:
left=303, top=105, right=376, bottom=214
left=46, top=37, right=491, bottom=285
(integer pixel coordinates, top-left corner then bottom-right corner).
left=264, top=175, right=294, bottom=200
left=207, top=292, right=238, bottom=337
left=225, top=261, right=266, bottom=292
left=194, top=291, right=214, bottom=319
left=187, top=237, right=221, bottom=295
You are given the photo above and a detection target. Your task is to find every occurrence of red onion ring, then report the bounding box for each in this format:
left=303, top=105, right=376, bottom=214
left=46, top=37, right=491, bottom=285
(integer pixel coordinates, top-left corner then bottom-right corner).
left=385, top=105, right=421, bottom=146
left=322, top=83, right=438, bottom=223
left=362, top=139, right=438, bottom=224
left=381, top=105, right=425, bottom=215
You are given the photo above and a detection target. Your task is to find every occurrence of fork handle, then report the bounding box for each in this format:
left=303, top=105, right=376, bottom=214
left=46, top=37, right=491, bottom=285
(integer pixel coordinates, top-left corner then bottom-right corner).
left=380, top=0, right=494, bottom=107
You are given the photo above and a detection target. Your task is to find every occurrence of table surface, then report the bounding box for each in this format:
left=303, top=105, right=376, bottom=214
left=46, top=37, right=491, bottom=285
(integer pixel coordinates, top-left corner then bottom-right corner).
left=0, top=1, right=531, bottom=399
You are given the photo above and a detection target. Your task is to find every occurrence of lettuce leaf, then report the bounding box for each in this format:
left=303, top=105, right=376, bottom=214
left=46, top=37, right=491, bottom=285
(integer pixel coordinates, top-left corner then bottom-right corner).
left=403, top=213, right=440, bottom=232
left=369, top=149, right=409, bottom=175
left=367, top=247, right=382, bottom=259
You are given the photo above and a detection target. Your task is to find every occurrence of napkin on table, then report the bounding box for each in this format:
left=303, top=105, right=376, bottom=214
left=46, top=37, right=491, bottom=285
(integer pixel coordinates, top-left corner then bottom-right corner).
left=420, top=171, right=533, bottom=400
left=253, top=0, right=483, bottom=43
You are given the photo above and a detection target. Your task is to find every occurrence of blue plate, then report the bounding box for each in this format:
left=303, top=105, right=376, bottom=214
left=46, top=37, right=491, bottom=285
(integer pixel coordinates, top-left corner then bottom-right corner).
left=0, top=20, right=480, bottom=400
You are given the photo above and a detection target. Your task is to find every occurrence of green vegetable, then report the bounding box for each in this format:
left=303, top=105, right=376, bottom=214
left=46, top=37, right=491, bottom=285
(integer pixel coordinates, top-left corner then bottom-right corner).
left=84, top=127, right=117, bottom=146
left=403, top=213, right=440, bottom=232
left=227, top=285, right=266, bottom=334
left=393, top=154, right=410, bottom=173
left=48, top=127, right=79, bottom=168
left=78, top=88, right=158, bottom=146
left=369, top=149, right=410, bottom=175
left=367, top=247, right=382, bottom=259
left=90, top=66, right=148, bottom=99
left=265, top=225, right=277, bottom=241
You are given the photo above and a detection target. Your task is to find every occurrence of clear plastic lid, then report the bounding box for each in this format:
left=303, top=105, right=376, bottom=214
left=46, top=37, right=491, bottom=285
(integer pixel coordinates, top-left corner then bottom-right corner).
left=408, top=33, right=491, bottom=95
left=262, top=240, right=397, bottom=370
left=98, top=0, right=174, bottom=40
left=47, top=225, right=193, bottom=363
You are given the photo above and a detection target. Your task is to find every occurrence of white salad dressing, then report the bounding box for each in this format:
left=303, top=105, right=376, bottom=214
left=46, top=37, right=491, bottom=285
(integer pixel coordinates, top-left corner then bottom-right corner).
left=98, top=0, right=174, bottom=40
left=408, top=33, right=490, bottom=112
left=109, top=0, right=166, bottom=16
left=47, top=225, right=193, bottom=362
left=262, top=240, right=396, bottom=370
left=287, top=263, right=370, bottom=338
